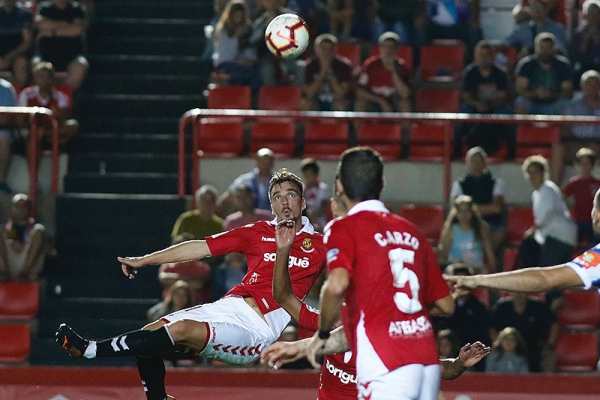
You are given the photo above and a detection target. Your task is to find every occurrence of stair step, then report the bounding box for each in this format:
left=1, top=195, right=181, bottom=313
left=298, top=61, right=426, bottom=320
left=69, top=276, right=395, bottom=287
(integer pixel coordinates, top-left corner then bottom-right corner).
left=69, top=132, right=179, bottom=154
left=68, top=153, right=179, bottom=174
left=93, top=17, right=205, bottom=37
left=89, top=36, right=205, bottom=56
left=76, top=94, right=203, bottom=118
left=63, top=173, right=179, bottom=194
left=83, top=74, right=207, bottom=95
left=95, top=1, right=213, bottom=20
left=79, top=116, right=181, bottom=134
left=88, top=54, right=210, bottom=75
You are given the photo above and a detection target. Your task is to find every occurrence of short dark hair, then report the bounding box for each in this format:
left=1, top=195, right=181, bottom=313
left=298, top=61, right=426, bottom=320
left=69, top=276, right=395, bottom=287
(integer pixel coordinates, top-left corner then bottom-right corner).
left=269, top=168, right=304, bottom=198
left=300, top=157, right=320, bottom=174
left=337, top=146, right=383, bottom=202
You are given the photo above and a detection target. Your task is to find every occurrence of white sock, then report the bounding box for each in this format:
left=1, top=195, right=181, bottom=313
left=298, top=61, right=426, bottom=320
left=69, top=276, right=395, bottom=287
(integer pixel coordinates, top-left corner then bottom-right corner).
left=83, top=341, right=97, bottom=359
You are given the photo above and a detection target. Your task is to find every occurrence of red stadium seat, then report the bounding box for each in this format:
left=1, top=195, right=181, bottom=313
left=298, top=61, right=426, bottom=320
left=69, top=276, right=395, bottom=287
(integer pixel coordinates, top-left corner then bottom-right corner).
left=515, top=125, right=559, bottom=161
left=258, top=86, right=302, bottom=123
left=303, top=123, right=349, bottom=160
left=198, top=122, right=244, bottom=157
left=503, top=247, right=519, bottom=271
left=0, top=282, right=39, bottom=320
left=204, top=85, right=251, bottom=124
left=370, top=45, right=414, bottom=77
left=419, top=45, right=465, bottom=81
left=336, top=43, right=361, bottom=75
left=555, top=331, right=599, bottom=372
left=0, top=324, right=31, bottom=363
left=506, top=207, right=534, bottom=247
left=400, top=204, right=445, bottom=244
left=408, top=124, right=450, bottom=162
left=356, top=124, right=402, bottom=160
left=250, top=121, right=296, bottom=158
left=556, top=290, right=600, bottom=330
left=415, top=88, right=460, bottom=113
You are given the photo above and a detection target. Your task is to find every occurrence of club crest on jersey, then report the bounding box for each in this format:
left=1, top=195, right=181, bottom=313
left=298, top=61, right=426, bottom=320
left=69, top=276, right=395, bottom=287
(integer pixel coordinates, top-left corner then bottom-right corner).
left=574, top=250, right=600, bottom=269
left=327, top=248, right=339, bottom=263
left=301, top=238, right=314, bottom=253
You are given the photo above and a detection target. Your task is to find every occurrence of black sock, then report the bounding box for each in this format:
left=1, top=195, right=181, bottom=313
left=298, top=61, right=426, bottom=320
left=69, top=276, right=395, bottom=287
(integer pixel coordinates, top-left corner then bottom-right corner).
left=137, top=356, right=167, bottom=400
left=95, top=327, right=175, bottom=357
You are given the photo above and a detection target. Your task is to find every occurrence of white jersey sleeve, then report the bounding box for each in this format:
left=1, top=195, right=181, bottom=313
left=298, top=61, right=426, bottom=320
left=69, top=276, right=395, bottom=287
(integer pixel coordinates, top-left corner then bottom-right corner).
left=565, top=244, right=600, bottom=291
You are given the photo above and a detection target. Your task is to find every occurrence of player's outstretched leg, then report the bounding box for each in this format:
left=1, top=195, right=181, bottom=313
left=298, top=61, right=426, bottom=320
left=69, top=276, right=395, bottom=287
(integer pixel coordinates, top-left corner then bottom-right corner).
left=56, top=323, right=175, bottom=359
left=137, top=355, right=167, bottom=400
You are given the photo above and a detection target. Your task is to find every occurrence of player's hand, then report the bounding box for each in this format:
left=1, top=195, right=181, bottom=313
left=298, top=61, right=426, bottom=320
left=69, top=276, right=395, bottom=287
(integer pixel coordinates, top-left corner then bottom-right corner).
left=261, top=340, right=307, bottom=370
left=276, top=219, right=296, bottom=251
left=458, top=341, right=491, bottom=368
left=305, top=332, right=327, bottom=369
left=445, top=275, right=478, bottom=293
left=117, top=256, right=145, bottom=279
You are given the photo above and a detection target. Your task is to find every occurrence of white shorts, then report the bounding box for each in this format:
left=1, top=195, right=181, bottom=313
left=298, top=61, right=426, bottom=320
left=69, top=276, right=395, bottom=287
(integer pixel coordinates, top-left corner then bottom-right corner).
left=161, top=296, right=280, bottom=365
left=358, top=364, right=441, bottom=400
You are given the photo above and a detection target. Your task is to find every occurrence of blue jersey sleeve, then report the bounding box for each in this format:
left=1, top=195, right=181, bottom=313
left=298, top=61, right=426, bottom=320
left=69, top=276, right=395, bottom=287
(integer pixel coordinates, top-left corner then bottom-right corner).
left=566, top=244, right=600, bottom=291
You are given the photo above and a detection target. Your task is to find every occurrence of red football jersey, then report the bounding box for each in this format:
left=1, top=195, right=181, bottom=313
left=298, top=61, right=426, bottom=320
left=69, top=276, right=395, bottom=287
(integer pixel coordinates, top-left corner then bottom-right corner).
left=324, top=200, right=449, bottom=382
left=206, top=219, right=326, bottom=315
left=18, top=85, right=71, bottom=110
left=357, top=56, right=410, bottom=100
left=298, top=304, right=357, bottom=400
left=563, top=175, right=600, bottom=223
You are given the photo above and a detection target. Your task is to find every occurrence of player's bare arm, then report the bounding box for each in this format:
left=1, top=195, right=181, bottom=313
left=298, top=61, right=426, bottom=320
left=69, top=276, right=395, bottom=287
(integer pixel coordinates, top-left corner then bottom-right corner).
left=273, top=218, right=302, bottom=319
left=428, top=294, right=455, bottom=316
left=440, top=342, right=491, bottom=380
left=118, top=240, right=212, bottom=279
left=446, top=265, right=584, bottom=293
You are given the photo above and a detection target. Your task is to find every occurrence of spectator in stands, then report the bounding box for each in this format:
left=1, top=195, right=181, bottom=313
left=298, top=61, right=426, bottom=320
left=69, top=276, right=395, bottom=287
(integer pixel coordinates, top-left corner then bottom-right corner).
left=222, top=184, right=272, bottom=231
left=210, top=251, right=247, bottom=301
left=172, top=185, right=223, bottom=241
left=485, top=326, right=530, bottom=373
left=0, top=193, right=47, bottom=282
left=514, top=32, right=572, bottom=116
left=513, top=0, right=568, bottom=26
left=0, top=0, right=34, bottom=89
left=202, top=0, right=228, bottom=61
left=436, top=328, right=461, bottom=359
left=552, top=70, right=600, bottom=185
left=0, top=78, right=17, bottom=194
left=147, top=279, right=194, bottom=322
left=218, top=147, right=275, bottom=216
left=300, top=158, right=330, bottom=232
left=432, top=263, right=490, bottom=371
left=505, top=0, right=568, bottom=57
left=158, top=233, right=212, bottom=305
left=490, top=292, right=559, bottom=372
left=451, top=147, right=507, bottom=258
left=212, top=0, right=261, bottom=92
left=17, top=62, right=78, bottom=149
left=570, top=0, right=600, bottom=88
left=438, top=195, right=497, bottom=273
left=372, top=0, right=426, bottom=46
left=562, top=148, right=600, bottom=245
left=455, top=40, right=515, bottom=160
left=325, top=0, right=354, bottom=40
left=302, top=34, right=352, bottom=112
left=34, top=0, right=89, bottom=92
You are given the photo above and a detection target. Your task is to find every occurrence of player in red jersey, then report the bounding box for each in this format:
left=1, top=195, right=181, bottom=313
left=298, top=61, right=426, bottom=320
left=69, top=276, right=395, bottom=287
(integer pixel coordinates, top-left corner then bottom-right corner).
left=55, top=169, right=326, bottom=400
left=306, top=147, right=455, bottom=400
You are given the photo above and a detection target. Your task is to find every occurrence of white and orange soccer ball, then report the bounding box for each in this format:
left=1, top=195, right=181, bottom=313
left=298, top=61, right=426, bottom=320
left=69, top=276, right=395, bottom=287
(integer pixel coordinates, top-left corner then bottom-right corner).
left=264, top=13, right=310, bottom=59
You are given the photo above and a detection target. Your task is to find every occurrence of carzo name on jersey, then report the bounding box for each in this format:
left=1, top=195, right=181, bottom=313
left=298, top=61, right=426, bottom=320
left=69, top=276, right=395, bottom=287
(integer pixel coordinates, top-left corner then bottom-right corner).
left=374, top=230, right=419, bottom=250
left=263, top=253, right=310, bottom=268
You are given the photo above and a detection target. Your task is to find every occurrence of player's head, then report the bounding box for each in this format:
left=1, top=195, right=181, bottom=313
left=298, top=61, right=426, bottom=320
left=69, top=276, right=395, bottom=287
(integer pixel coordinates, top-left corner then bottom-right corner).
left=269, top=168, right=306, bottom=221
left=337, top=146, right=384, bottom=202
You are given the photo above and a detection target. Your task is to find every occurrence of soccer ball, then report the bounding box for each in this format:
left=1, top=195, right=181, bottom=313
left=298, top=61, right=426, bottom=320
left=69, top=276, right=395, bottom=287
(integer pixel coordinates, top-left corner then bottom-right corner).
left=264, top=13, right=310, bottom=59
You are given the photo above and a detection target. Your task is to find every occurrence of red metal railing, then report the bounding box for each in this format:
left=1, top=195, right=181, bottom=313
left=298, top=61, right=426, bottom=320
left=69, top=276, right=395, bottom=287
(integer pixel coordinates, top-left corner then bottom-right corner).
left=178, top=109, right=600, bottom=201
left=0, top=106, right=59, bottom=215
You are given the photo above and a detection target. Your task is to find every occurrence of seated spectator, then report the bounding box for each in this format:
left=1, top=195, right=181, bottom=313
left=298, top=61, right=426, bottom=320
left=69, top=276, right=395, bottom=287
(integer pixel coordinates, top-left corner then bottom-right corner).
left=34, top=0, right=89, bottom=92
left=551, top=70, right=600, bottom=184
left=218, top=147, right=275, bottom=216
left=505, top=0, right=568, bottom=57
left=300, top=158, right=331, bottom=232
left=438, top=195, right=497, bottom=273
left=432, top=263, right=490, bottom=371
left=570, top=0, right=600, bottom=88
left=0, top=193, right=47, bottom=282
left=147, top=279, right=194, bottom=322
left=222, top=184, right=272, bottom=231
left=325, top=0, right=354, bottom=41
left=436, top=329, right=461, bottom=359
left=514, top=0, right=568, bottom=26
left=17, top=62, right=78, bottom=149
left=210, top=251, right=248, bottom=301
left=485, top=326, right=530, bottom=373
left=372, top=0, right=426, bottom=46
left=212, top=0, right=260, bottom=92
left=0, top=0, right=34, bottom=88
left=490, top=292, right=558, bottom=372
left=519, top=155, right=577, bottom=269
left=426, top=0, right=482, bottom=62
left=451, top=147, right=507, bottom=257
left=455, top=40, right=515, bottom=160
left=302, top=33, right=352, bottom=112
left=158, top=233, right=211, bottom=305
left=172, top=185, right=223, bottom=241
left=561, top=148, right=600, bottom=245
left=0, top=78, right=17, bottom=194
left=514, top=32, right=572, bottom=115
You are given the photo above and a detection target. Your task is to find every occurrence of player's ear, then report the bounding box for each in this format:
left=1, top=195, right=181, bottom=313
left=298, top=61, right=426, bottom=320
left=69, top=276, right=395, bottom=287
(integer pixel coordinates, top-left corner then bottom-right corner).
left=301, top=199, right=306, bottom=210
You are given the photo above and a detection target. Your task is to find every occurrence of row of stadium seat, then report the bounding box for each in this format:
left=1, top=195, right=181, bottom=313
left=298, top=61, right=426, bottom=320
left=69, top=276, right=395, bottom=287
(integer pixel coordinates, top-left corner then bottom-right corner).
left=0, top=282, right=39, bottom=363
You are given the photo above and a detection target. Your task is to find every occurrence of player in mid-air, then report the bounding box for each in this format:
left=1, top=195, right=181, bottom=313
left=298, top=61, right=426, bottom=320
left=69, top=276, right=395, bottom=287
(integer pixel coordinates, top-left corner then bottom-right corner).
left=304, top=146, right=457, bottom=400
left=267, top=190, right=490, bottom=399
left=448, top=188, right=600, bottom=295
left=55, top=169, right=326, bottom=400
